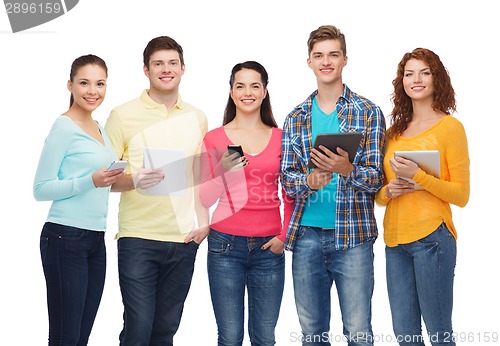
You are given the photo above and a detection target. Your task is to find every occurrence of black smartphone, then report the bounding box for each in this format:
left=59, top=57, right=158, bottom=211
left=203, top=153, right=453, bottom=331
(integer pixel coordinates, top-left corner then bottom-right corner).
left=227, top=145, right=244, bottom=158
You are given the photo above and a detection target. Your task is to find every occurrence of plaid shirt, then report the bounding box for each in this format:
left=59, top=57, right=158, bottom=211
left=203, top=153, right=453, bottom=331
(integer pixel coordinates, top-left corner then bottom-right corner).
left=281, top=85, right=386, bottom=251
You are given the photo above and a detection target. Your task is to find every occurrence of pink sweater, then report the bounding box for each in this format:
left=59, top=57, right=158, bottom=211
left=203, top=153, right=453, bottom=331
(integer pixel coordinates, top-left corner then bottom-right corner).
left=200, top=126, right=293, bottom=242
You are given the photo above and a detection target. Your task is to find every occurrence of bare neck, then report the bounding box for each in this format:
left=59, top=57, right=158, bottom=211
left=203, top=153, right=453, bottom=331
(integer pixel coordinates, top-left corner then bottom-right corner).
left=316, top=80, right=344, bottom=114
left=411, top=99, right=441, bottom=121
left=226, top=113, right=267, bottom=130
left=64, top=105, right=93, bottom=123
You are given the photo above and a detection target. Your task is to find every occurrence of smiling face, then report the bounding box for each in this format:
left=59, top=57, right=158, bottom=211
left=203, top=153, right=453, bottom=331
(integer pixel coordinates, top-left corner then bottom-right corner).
left=307, top=39, right=347, bottom=87
left=230, top=68, right=266, bottom=115
left=403, top=58, right=435, bottom=102
left=67, top=64, right=107, bottom=113
left=144, top=49, right=185, bottom=98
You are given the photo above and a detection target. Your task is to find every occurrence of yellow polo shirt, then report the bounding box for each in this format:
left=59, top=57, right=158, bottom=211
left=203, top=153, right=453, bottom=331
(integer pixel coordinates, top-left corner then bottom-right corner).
left=105, top=90, right=207, bottom=243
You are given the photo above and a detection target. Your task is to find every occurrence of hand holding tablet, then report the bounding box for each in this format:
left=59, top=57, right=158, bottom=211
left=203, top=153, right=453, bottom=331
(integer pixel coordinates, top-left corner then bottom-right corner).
left=393, top=150, right=440, bottom=190
left=308, top=132, right=362, bottom=169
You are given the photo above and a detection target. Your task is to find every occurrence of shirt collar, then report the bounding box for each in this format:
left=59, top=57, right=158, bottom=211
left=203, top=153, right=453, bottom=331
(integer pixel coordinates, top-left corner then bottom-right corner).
left=140, top=89, right=183, bottom=110
left=295, top=84, right=353, bottom=119
left=339, top=84, right=353, bottom=103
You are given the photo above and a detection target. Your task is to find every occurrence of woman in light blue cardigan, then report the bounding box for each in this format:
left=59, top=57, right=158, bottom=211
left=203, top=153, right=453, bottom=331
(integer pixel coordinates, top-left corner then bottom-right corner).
left=33, top=55, right=123, bottom=346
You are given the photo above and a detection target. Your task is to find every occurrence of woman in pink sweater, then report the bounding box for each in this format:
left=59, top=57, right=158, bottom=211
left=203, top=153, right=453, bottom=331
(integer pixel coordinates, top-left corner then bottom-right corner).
left=200, top=61, right=293, bottom=346
left=376, top=48, right=470, bottom=345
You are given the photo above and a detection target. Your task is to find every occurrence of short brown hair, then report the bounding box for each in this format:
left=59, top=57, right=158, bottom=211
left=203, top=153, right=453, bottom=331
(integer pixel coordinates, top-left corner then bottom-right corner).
left=307, top=25, right=346, bottom=56
left=143, top=36, right=184, bottom=67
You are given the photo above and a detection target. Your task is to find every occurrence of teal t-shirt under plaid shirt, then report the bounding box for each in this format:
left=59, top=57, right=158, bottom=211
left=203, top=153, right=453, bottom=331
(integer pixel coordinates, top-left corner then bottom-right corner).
left=300, top=97, right=339, bottom=229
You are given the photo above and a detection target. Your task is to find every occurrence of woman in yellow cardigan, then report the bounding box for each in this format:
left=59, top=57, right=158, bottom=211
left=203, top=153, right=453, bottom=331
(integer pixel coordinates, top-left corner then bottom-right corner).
left=376, top=48, right=470, bottom=346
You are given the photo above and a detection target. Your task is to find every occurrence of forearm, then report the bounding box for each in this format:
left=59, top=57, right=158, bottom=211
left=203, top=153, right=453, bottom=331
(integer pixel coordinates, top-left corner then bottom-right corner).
left=375, top=185, right=391, bottom=206
left=111, top=173, right=134, bottom=192
left=346, top=112, right=386, bottom=192
left=281, top=170, right=316, bottom=199
left=414, top=169, right=469, bottom=207
left=34, top=175, right=95, bottom=201
left=345, top=164, right=384, bottom=193
left=194, top=181, right=210, bottom=229
left=280, top=187, right=295, bottom=238
left=199, top=176, right=225, bottom=207
left=425, top=123, right=470, bottom=207
left=195, top=200, right=210, bottom=228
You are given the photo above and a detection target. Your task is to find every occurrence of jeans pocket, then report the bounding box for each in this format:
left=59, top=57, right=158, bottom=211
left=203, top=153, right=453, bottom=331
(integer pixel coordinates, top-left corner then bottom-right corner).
left=295, top=226, right=307, bottom=240
left=43, top=222, right=87, bottom=240
left=40, top=235, right=49, bottom=263
left=188, top=240, right=200, bottom=250
left=59, top=228, right=86, bottom=240
left=267, top=247, right=285, bottom=257
left=207, top=230, right=232, bottom=255
left=416, top=225, right=442, bottom=246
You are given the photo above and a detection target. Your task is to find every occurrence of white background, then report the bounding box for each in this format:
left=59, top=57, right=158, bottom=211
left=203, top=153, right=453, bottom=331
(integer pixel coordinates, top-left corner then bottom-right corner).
left=1, top=0, right=499, bottom=344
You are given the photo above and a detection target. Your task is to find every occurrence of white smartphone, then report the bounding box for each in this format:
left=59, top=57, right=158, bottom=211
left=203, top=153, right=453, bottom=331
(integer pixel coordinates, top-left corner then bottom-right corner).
left=106, top=160, right=128, bottom=172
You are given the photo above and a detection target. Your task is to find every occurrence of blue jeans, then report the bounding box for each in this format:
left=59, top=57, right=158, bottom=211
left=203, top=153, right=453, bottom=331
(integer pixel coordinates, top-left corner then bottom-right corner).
left=292, top=226, right=374, bottom=346
left=386, top=223, right=456, bottom=346
left=207, top=229, right=285, bottom=346
left=40, top=222, right=106, bottom=346
left=117, top=237, right=198, bottom=346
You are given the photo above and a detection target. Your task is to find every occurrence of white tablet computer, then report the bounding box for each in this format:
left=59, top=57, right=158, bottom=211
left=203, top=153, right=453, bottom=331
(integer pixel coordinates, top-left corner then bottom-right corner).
left=394, top=150, right=440, bottom=190
left=142, top=147, right=186, bottom=196
left=308, top=132, right=362, bottom=168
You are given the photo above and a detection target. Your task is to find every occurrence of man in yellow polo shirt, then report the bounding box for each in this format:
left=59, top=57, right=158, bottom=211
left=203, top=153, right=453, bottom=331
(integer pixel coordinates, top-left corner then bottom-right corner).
left=105, top=36, right=209, bottom=346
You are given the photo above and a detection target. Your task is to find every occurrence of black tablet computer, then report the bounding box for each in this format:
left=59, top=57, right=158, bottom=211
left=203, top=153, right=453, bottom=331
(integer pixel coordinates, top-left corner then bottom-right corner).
left=308, top=132, right=363, bottom=168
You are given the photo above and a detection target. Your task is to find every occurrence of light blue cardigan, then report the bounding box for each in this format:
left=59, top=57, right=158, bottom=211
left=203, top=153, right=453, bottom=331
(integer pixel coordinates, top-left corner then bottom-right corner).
left=33, top=116, right=117, bottom=231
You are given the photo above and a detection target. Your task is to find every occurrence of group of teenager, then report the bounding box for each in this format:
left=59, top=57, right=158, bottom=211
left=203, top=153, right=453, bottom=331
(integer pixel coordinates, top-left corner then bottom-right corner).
left=33, top=24, right=470, bottom=346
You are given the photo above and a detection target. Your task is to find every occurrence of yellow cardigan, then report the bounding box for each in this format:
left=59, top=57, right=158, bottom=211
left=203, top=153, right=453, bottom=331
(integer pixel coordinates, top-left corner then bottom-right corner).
left=375, top=116, right=470, bottom=247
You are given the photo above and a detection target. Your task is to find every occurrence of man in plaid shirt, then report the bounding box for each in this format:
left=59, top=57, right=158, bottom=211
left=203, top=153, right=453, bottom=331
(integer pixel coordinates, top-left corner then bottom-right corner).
left=281, top=25, right=386, bottom=345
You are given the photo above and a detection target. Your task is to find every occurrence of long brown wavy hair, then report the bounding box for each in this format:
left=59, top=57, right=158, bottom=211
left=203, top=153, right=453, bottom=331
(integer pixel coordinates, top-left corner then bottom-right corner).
left=388, top=48, right=456, bottom=138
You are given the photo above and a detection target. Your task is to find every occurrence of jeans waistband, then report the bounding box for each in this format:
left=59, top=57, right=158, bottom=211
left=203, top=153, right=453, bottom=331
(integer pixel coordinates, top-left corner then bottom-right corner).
left=301, top=226, right=335, bottom=231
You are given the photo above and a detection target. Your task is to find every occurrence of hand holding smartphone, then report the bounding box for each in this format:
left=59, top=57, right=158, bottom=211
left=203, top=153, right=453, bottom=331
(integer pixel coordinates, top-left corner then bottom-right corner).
left=106, top=160, right=128, bottom=172
left=227, top=145, right=244, bottom=158
left=224, top=144, right=249, bottom=172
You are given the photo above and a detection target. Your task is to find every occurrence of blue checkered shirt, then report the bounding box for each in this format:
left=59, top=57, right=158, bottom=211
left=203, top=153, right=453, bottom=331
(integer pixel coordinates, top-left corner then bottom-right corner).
left=281, top=85, right=386, bottom=251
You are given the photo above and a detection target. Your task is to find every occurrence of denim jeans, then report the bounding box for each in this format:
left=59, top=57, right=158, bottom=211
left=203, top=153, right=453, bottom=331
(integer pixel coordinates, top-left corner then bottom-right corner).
left=386, top=223, right=457, bottom=346
left=292, top=226, right=374, bottom=346
left=40, top=222, right=106, bottom=346
left=207, top=229, right=285, bottom=346
left=117, top=237, right=198, bottom=346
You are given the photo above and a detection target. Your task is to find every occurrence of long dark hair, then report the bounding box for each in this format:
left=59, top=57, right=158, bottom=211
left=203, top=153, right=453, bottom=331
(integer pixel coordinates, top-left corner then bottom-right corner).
left=222, top=61, right=277, bottom=127
left=388, top=48, right=456, bottom=138
left=69, top=54, right=108, bottom=107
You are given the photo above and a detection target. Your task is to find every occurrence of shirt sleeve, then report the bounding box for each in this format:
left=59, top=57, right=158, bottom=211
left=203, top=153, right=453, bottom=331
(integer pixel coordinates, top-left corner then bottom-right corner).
left=199, top=140, right=226, bottom=208
left=104, top=109, right=126, bottom=160
left=277, top=185, right=295, bottom=242
left=280, top=114, right=316, bottom=199
left=343, top=106, right=386, bottom=193
left=33, top=119, right=96, bottom=201
left=414, top=120, right=470, bottom=207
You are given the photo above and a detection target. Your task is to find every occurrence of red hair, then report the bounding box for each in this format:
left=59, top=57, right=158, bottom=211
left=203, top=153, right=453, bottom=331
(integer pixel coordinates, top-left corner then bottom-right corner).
left=388, top=48, right=456, bottom=138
